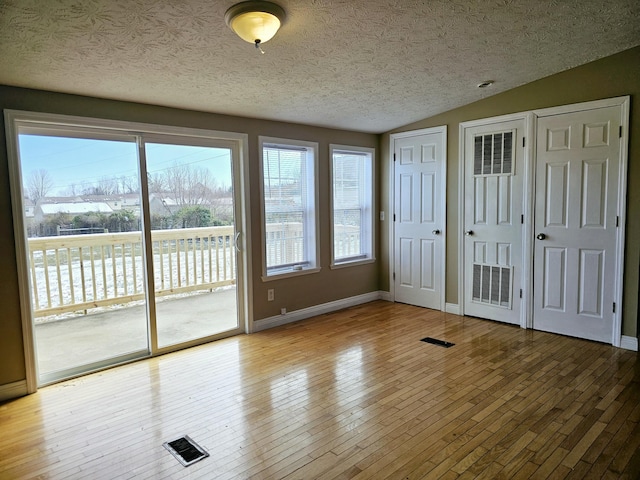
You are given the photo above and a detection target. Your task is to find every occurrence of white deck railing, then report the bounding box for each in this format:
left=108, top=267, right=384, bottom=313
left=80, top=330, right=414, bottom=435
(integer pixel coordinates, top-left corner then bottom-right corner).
left=28, top=223, right=361, bottom=318
left=264, top=222, right=361, bottom=266
left=28, top=226, right=235, bottom=317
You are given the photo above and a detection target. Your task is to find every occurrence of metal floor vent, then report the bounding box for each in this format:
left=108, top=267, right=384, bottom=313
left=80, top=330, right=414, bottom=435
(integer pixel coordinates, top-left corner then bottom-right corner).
left=421, top=337, right=455, bottom=348
left=163, top=435, right=209, bottom=467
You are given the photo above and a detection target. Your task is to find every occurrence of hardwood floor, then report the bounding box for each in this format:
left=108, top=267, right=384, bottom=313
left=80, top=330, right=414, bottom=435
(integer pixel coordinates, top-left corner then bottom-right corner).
left=1, top=301, right=639, bottom=479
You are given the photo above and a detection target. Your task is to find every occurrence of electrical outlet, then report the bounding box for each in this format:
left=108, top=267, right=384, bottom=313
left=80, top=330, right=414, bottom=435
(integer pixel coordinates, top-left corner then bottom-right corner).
left=380, top=211, right=385, bottom=221
left=281, top=307, right=287, bottom=315
left=267, top=289, right=274, bottom=301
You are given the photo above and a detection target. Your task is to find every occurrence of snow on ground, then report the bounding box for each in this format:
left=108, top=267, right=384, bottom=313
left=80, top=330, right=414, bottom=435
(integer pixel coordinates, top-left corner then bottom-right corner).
left=31, top=248, right=236, bottom=324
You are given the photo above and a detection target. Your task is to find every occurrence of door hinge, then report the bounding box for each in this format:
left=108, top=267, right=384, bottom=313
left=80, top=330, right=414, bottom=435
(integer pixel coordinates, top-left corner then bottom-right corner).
left=613, top=302, right=616, bottom=313
left=393, top=153, right=397, bottom=162
left=616, top=216, right=619, bottom=227
left=619, top=126, right=623, bottom=138
left=521, top=214, right=524, bottom=224
left=393, top=272, right=396, bottom=280
left=393, top=214, right=396, bottom=222
left=522, top=137, right=526, bottom=148
left=519, top=289, right=523, bottom=299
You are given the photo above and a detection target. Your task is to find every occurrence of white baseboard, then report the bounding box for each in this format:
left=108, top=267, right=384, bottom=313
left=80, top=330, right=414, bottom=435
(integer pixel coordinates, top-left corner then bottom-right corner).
left=254, top=291, right=384, bottom=332
left=0, top=380, right=28, bottom=403
left=620, top=335, right=638, bottom=351
left=445, top=303, right=461, bottom=315
left=378, top=291, right=394, bottom=302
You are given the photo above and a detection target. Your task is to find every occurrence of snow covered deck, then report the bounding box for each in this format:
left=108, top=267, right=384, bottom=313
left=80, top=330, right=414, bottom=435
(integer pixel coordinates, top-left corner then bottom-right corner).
left=35, top=287, right=238, bottom=376
left=28, top=226, right=236, bottom=318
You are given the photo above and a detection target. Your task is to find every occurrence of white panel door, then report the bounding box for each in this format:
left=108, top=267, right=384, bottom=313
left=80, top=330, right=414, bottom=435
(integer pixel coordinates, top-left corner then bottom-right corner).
left=463, top=119, right=525, bottom=324
left=394, top=129, right=445, bottom=310
left=533, top=106, right=621, bottom=342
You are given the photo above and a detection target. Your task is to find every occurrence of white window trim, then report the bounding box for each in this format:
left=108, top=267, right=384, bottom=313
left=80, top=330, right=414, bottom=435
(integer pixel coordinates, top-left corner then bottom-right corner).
left=329, top=144, right=375, bottom=269
left=259, top=136, right=320, bottom=281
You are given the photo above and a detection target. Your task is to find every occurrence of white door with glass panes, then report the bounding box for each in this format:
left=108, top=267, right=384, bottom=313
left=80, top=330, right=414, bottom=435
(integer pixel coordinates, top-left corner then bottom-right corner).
left=393, top=127, right=446, bottom=310
left=533, top=105, right=623, bottom=342
left=463, top=118, right=526, bottom=325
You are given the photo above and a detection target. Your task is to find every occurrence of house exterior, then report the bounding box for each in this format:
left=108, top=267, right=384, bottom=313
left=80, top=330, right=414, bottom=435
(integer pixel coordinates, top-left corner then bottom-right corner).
left=23, top=198, right=34, bottom=218
left=148, top=193, right=180, bottom=217
left=80, top=194, right=142, bottom=216
left=33, top=201, right=113, bottom=224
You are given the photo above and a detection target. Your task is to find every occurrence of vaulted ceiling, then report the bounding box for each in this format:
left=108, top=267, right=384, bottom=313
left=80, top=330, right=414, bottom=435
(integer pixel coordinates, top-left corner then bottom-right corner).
left=1, top=0, right=639, bottom=133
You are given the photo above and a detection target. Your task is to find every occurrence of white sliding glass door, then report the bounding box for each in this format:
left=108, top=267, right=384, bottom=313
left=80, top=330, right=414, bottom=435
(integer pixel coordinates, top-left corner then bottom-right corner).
left=7, top=112, right=247, bottom=387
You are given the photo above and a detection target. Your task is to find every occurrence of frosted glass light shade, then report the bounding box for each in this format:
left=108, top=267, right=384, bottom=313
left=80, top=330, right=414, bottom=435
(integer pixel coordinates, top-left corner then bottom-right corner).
left=229, top=11, right=281, bottom=44
left=225, top=1, right=286, bottom=45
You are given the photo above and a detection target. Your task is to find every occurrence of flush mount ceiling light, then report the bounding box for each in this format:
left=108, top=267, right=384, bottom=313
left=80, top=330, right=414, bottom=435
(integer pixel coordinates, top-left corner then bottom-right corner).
left=225, top=1, right=286, bottom=53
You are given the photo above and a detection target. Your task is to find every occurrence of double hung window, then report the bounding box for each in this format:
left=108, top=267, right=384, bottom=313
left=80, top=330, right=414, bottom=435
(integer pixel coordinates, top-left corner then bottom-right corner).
left=260, top=137, right=319, bottom=278
left=330, top=145, right=374, bottom=266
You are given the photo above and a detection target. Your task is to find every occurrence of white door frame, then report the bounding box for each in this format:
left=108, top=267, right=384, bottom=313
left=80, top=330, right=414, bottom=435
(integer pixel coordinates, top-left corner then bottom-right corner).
left=458, top=112, right=534, bottom=328
left=458, top=96, right=629, bottom=346
left=530, top=96, right=629, bottom=347
left=389, top=126, right=447, bottom=310
left=5, top=109, right=252, bottom=393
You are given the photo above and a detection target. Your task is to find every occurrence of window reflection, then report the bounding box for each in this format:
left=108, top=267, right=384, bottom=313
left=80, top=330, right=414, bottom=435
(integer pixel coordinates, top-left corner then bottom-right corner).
left=269, top=368, right=309, bottom=410
left=335, top=346, right=363, bottom=407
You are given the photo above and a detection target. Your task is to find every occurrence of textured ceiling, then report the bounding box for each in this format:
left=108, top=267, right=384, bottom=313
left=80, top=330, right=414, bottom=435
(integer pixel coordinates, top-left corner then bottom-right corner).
left=1, top=0, right=639, bottom=133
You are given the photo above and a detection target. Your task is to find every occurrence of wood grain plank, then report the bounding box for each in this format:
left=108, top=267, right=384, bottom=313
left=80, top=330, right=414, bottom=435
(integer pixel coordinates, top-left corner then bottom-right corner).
left=0, top=301, right=638, bottom=479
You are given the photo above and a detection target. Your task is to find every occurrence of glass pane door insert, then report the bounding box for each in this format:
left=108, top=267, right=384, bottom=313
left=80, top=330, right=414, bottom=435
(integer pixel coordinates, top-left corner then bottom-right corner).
left=17, top=130, right=150, bottom=384
left=144, top=142, right=239, bottom=348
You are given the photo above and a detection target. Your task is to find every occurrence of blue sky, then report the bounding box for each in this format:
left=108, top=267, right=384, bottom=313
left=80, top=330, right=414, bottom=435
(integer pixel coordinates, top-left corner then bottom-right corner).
left=18, top=134, right=233, bottom=196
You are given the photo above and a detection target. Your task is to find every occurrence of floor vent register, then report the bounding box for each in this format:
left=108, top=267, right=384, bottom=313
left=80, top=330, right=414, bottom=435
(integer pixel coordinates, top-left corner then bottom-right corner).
left=421, top=337, right=455, bottom=348
left=163, top=435, right=209, bottom=467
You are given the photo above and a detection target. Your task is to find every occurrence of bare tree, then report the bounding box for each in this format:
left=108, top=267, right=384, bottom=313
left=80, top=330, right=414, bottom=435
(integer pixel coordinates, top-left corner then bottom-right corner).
left=164, top=163, right=217, bottom=206
left=147, top=172, right=166, bottom=194
left=63, top=183, right=79, bottom=197
left=118, top=175, right=138, bottom=194
left=83, top=176, right=119, bottom=196
left=98, top=176, right=118, bottom=195
left=27, top=169, right=54, bottom=203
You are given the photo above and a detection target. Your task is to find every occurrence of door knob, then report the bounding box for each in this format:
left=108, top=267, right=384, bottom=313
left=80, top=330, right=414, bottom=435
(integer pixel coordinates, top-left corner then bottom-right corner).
left=465, top=230, right=473, bottom=236
left=536, top=233, right=546, bottom=240
left=432, top=229, right=441, bottom=235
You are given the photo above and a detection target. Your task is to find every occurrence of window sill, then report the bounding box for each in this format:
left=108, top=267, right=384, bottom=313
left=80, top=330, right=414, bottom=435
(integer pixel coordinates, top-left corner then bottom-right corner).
left=330, top=258, right=375, bottom=269
left=261, top=267, right=321, bottom=282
